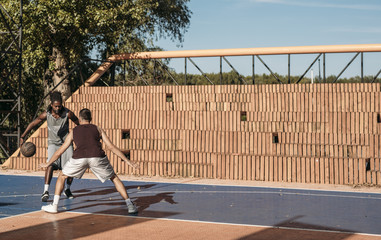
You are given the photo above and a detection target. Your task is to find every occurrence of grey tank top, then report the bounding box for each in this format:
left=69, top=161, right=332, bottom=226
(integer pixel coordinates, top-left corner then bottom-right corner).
left=47, top=107, right=70, bottom=145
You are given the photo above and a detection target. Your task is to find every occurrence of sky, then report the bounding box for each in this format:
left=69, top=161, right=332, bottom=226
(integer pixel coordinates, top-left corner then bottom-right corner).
left=155, top=0, right=381, bottom=79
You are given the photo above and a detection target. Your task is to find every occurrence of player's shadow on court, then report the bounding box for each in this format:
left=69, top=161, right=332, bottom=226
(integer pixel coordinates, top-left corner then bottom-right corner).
left=94, top=192, right=179, bottom=217
left=71, top=183, right=157, bottom=198
left=0, top=202, right=18, bottom=207
left=66, top=198, right=130, bottom=212
left=133, top=192, right=177, bottom=212
left=63, top=191, right=177, bottom=218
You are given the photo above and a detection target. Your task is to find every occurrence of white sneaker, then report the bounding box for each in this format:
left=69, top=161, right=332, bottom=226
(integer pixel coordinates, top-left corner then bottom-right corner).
left=127, top=203, right=138, bottom=214
left=42, top=204, right=58, bottom=213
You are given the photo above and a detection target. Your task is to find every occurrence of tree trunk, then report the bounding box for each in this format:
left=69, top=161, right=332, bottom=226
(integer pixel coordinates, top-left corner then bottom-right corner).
left=52, top=47, right=71, bottom=101
left=44, top=47, right=71, bottom=104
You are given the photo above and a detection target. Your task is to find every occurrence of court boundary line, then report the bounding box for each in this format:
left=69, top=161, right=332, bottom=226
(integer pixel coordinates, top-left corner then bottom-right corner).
left=1, top=205, right=380, bottom=237
left=0, top=210, right=41, bottom=221
left=2, top=210, right=381, bottom=238
left=1, top=173, right=380, bottom=195
left=0, top=194, right=41, bottom=198
left=1, top=174, right=381, bottom=237
left=0, top=172, right=381, bottom=194
left=127, top=180, right=381, bottom=195
left=133, top=190, right=381, bottom=200
left=65, top=211, right=381, bottom=238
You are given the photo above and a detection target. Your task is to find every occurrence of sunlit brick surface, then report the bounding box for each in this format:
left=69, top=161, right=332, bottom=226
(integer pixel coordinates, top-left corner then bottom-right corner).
left=5, top=83, right=381, bottom=185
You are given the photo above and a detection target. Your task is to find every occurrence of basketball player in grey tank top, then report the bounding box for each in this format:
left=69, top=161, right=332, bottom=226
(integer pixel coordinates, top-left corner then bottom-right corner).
left=21, top=91, right=79, bottom=202
left=47, top=107, right=70, bottom=145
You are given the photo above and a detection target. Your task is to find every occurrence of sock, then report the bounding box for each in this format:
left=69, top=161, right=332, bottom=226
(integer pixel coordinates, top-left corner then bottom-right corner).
left=65, top=183, right=71, bottom=190
left=44, top=184, right=49, bottom=192
left=53, top=195, right=60, bottom=205
left=125, top=198, right=133, bottom=206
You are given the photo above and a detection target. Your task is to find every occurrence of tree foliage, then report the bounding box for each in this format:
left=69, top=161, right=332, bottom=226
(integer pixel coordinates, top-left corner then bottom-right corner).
left=0, top=0, right=191, bottom=159
left=1, top=0, right=191, bottom=113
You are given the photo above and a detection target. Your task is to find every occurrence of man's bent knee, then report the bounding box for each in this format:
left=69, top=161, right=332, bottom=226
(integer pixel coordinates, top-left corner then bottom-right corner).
left=58, top=172, right=69, bottom=179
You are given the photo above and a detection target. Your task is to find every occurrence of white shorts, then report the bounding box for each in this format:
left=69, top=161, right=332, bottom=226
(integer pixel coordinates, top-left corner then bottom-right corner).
left=62, top=156, right=115, bottom=183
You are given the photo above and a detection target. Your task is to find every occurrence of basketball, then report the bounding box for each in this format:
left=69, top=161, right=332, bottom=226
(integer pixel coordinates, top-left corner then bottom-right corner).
left=21, top=142, right=36, bottom=157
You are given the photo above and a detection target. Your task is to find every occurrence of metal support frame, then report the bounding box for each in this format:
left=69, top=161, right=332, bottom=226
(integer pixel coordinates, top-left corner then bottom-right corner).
left=184, top=58, right=187, bottom=84
left=123, top=61, right=126, bottom=86
left=118, top=50, right=380, bottom=86
left=361, top=52, right=364, bottom=82
left=220, top=56, right=222, bottom=84
left=372, top=69, right=381, bottom=83
left=187, top=57, right=214, bottom=84
left=333, top=52, right=360, bottom=83
left=252, top=55, right=255, bottom=84
left=318, top=59, right=321, bottom=83
left=154, top=59, right=179, bottom=85
left=0, top=1, right=22, bottom=162
left=222, top=56, right=247, bottom=84
left=125, top=60, right=149, bottom=86
left=121, top=59, right=178, bottom=86
left=296, top=53, right=322, bottom=84
left=256, top=55, right=283, bottom=84
left=323, top=53, right=326, bottom=82
left=85, top=44, right=381, bottom=87
left=288, top=54, right=291, bottom=84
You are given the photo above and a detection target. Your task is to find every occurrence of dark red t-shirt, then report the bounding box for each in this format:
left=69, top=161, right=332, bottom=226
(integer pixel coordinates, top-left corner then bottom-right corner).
left=72, top=124, right=106, bottom=159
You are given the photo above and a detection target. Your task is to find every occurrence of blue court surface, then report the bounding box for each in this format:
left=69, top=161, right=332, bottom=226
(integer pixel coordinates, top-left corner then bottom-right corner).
left=0, top=174, right=381, bottom=236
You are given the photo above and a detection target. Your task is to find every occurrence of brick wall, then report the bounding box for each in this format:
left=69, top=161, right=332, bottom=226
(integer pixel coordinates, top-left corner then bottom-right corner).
left=5, top=83, right=381, bottom=185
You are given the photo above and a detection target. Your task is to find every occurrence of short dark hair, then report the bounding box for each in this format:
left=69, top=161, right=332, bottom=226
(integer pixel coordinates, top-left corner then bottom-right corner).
left=50, top=91, right=62, bottom=103
left=47, top=91, right=63, bottom=112
left=79, top=108, right=92, bottom=121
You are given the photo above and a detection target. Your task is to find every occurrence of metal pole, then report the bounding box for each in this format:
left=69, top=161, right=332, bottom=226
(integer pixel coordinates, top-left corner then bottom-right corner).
left=252, top=55, right=255, bottom=84
left=153, top=60, right=156, bottom=85
left=323, top=53, right=326, bottom=82
left=361, top=52, right=364, bottom=82
left=184, top=57, right=187, bottom=85
left=17, top=0, right=23, bottom=147
left=220, top=56, right=222, bottom=85
left=318, top=59, right=321, bottom=83
left=288, top=54, right=291, bottom=84
left=311, top=69, right=314, bottom=84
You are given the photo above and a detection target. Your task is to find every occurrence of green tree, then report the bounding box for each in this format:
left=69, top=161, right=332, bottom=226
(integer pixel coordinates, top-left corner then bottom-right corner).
left=1, top=0, right=191, bottom=100
left=0, top=0, right=191, bottom=158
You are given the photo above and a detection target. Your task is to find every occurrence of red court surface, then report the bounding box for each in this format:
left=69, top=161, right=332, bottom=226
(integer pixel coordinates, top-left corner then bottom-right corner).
left=1, top=211, right=380, bottom=240
left=1, top=170, right=381, bottom=240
